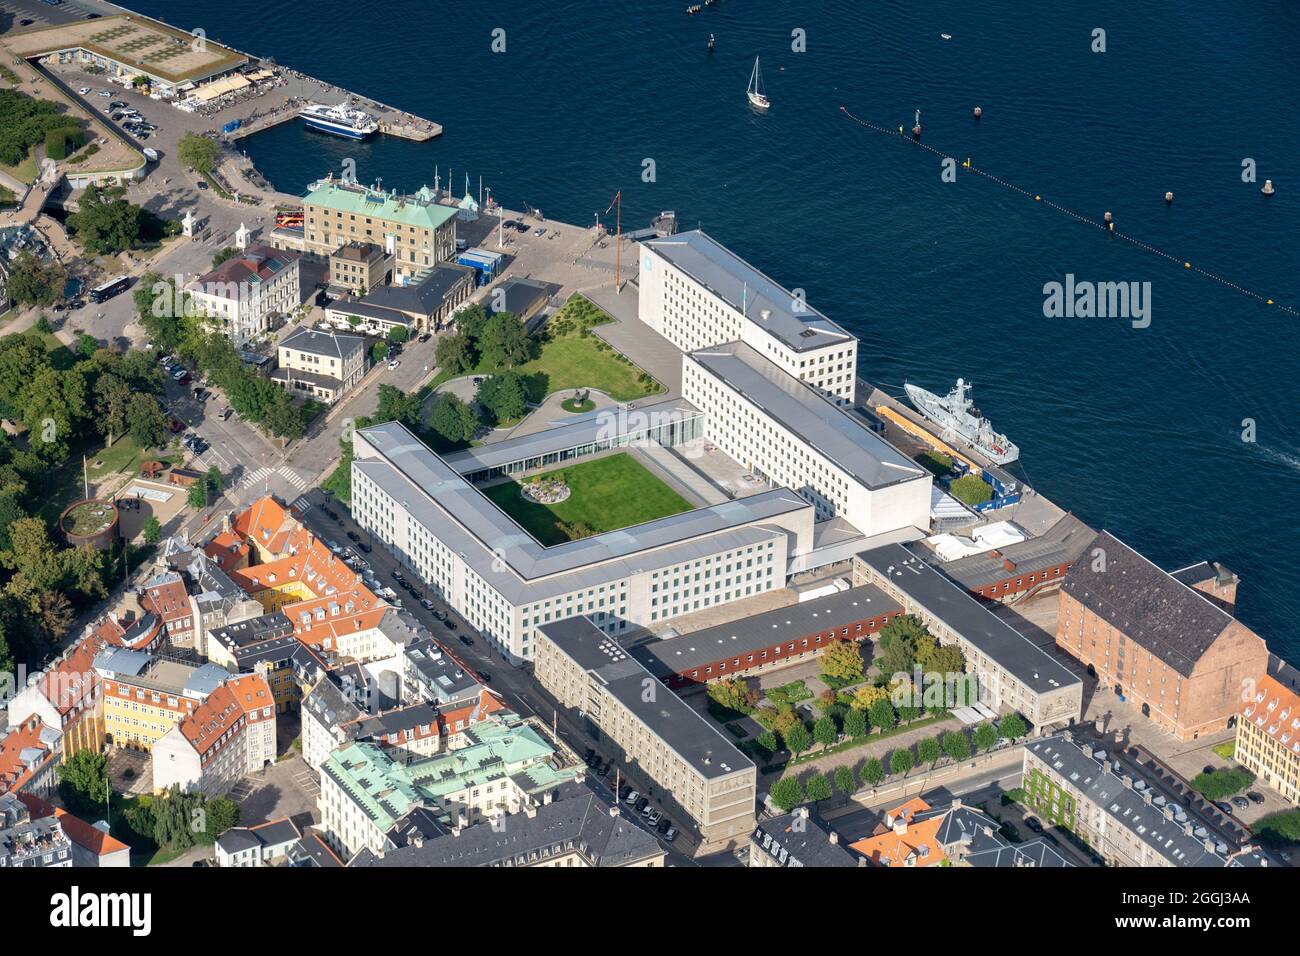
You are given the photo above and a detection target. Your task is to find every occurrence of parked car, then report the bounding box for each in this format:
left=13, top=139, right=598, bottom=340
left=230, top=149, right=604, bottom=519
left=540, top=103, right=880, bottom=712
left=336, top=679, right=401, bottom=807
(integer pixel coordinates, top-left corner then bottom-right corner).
left=656, top=817, right=672, bottom=834
left=663, top=827, right=678, bottom=843
left=1025, top=817, right=1043, bottom=833
left=358, top=542, right=372, bottom=553
left=78, top=86, right=92, bottom=95
left=197, top=180, right=208, bottom=190
left=390, top=569, right=404, bottom=580
left=219, top=406, right=233, bottom=421
left=624, top=791, right=640, bottom=806
left=1215, top=801, right=1234, bottom=816
left=346, top=531, right=360, bottom=542
left=1232, top=796, right=1250, bottom=811
left=646, top=810, right=663, bottom=827
left=420, top=598, right=435, bottom=611
left=387, top=359, right=400, bottom=370
left=458, top=635, right=473, bottom=648
left=634, top=797, right=649, bottom=813
left=432, top=609, right=446, bottom=621
left=1247, top=791, right=1265, bottom=805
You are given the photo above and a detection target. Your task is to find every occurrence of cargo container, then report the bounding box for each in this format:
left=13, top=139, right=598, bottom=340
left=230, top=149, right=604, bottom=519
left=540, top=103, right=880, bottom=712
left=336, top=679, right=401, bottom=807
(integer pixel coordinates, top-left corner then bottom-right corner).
left=222, top=119, right=242, bottom=134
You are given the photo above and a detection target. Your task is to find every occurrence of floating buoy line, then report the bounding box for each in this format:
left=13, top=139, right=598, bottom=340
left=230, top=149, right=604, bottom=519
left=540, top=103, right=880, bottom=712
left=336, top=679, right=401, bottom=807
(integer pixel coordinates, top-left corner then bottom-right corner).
left=839, top=105, right=1295, bottom=317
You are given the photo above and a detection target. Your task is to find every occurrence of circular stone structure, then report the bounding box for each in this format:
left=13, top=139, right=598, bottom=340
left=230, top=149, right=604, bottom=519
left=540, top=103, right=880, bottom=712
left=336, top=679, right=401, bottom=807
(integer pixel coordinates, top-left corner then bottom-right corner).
left=521, top=477, right=571, bottom=505
left=59, top=498, right=121, bottom=550
left=561, top=398, right=596, bottom=414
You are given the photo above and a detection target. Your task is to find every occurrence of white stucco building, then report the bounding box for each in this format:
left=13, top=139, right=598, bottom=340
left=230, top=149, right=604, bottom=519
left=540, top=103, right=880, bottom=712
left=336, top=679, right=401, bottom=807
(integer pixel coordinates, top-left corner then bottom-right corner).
left=638, top=230, right=858, bottom=405
left=683, top=341, right=931, bottom=537
left=350, top=421, right=816, bottom=664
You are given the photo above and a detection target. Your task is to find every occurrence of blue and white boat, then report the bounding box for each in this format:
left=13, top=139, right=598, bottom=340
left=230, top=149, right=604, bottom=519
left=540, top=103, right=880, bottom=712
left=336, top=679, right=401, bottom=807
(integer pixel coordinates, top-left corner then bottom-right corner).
left=299, top=102, right=379, bottom=140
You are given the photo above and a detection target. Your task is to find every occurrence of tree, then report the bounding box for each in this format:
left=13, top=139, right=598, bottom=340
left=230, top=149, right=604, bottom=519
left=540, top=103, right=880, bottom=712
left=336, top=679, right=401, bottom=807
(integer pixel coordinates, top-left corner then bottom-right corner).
left=476, top=372, right=528, bottom=424
left=93, top=372, right=132, bottom=445
left=142, top=515, right=162, bottom=544
left=3, top=251, right=65, bottom=307
left=57, top=749, right=108, bottom=816
left=211, top=247, right=238, bottom=268
left=1191, top=768, right=1255, bottom=802
left=1, top=517, right=65, bottom=591
left=834, top=764, right=856, bottom=796
left=477, top=311, right=534, bottom=369
left=973, top=722, right=999, bottom=753
left=891, top=747, right=915, bottom=778
left=998, top=713, right=1028, bottom=742
left=917, top=736, right=942, bottom=768
left=812, top=714, right=837, bottom=749
left=922, top=643, right=967, bottom=680
left=861, top=757, right=885, bottom=788
left=770, top=706, right=799, bottom=740
left=850, top=683, right=888, bottom=712
left=706, top=677, right=755, bottom=715
left=454, top=302, right=489, bottom=343
left=843, top=707, right=867, bottom=739
left=75, top=332, right=100, bottom=359
left=943, top=730, right=971, bottom=763
left=804, top=773, right=832, bottom=803
left=819, top=639, right=864, bottom=683
left=783, top=721, right=810, bottom=757
left=387, top=326, right=409, bottom=344
left=868, top=699, right=897, bottom=734
left=177, top=133, right=220, bottom=174
left=756, top=731, right=778, bottom=755
left=769, top=777, right=803, bottom=813
left=429, top=393, right=477, bottom=445
left=371, top=341, right=389, bottom=364
left=434, top=332, right=474, bottom=375
left=205, top=466, right=224, bottom=498
left=877, top=614, right=932, bottom=676
left=66, top=186, right=144, bottom=255
left=187, top=480, right=208, bottom=510
left=126, top=393, right=169, bottom=449
left=897, top=704, right=921, bottom=725
left=203, top=795, right=240, bottom=841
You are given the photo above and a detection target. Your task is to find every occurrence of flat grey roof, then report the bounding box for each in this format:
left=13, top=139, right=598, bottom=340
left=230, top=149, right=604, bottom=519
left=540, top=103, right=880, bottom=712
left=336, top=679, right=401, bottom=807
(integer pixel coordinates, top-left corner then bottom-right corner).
left=858, top=544, right=1080, bottom=696
left=280, top=327, right=365, bottom=359
left=644, top=230, right=853, bottom=352
left=689, top=343, right=927, bottom=491
left=634, top=584, right=898, bottom=676
left=540, top=617, right=753, bottom=780
left=941, top=513, right=1094, bottom=589
left=356, top=421, right=809, bottom=604
left=442, top=398, right=701, bottom=474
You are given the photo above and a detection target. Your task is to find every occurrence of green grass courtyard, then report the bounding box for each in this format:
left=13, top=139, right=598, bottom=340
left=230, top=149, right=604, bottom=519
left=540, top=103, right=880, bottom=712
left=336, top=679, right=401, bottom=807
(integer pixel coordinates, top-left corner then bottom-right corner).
left=481, top=453, right=693, bottom=545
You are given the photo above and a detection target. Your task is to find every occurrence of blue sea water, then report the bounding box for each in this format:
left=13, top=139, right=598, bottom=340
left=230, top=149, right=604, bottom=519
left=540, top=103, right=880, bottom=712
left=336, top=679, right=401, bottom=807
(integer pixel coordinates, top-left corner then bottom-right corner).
left=129, top=0, right=1300, bottom=661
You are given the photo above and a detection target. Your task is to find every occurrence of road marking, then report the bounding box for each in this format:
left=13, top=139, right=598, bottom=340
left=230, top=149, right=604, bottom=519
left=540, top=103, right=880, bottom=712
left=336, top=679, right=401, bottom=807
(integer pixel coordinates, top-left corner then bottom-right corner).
left=239, top=466, right=273, bottom=489
left=278, top=466, right=308, bottom=491
left=292, top=495, right=313, bottom=514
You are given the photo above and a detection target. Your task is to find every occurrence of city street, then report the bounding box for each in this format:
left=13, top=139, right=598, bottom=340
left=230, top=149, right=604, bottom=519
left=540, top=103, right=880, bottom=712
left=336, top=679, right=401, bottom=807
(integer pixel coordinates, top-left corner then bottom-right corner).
left=292, top=488, right=699, bottom=865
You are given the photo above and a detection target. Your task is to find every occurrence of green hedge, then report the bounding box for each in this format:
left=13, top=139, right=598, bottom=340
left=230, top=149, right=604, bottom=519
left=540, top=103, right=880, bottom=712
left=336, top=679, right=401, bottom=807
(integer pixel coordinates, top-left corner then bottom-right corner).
left=44, top=126, right=84, bottom=161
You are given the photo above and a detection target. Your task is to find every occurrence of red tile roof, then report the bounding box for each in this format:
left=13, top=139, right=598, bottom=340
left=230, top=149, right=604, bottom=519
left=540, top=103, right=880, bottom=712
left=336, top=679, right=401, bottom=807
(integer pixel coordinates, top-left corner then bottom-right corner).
left=16, top=793, right=129, bottom=857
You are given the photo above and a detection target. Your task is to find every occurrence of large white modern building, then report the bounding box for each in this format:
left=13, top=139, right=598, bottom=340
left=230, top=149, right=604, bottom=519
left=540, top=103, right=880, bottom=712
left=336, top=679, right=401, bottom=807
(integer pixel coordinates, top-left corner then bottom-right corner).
left=638, top=230, right=858, bottom=405
left=350, top=421, right=816, bottom=663
left=683, top=341, right=931, bottom=535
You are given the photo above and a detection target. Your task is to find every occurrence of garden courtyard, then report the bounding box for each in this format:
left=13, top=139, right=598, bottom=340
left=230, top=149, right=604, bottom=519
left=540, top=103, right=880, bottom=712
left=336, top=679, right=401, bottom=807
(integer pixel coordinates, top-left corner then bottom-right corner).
left=481, top=452, right=693, bottom=545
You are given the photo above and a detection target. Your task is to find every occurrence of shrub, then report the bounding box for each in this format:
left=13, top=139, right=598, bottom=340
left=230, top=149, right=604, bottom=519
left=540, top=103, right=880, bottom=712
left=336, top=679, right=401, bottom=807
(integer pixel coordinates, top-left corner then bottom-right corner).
left=949, top=474, right=993, bottom=506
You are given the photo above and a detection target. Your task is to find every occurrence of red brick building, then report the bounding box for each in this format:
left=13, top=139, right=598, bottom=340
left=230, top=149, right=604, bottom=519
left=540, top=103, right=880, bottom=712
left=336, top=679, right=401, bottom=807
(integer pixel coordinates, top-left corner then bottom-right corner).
left=634, top=585, right=903, bottom=689
left=1056, top=532, right=1267, bottom=741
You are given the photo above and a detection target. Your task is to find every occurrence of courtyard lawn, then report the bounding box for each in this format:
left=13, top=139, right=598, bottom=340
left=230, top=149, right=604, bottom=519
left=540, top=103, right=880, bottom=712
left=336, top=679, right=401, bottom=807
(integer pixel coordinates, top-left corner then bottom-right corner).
left=429, top=297, right=663, bottom=403
left=482, top=453, right=692, bottom=545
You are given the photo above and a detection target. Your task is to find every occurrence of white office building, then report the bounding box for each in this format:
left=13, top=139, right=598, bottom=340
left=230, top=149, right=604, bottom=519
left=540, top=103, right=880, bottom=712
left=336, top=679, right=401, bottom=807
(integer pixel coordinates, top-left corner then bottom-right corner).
left=638, top=230, right=858, bottom=405
left=683, top=342, right=931, bottom=537
left=350, top=422, right=816, bottom=663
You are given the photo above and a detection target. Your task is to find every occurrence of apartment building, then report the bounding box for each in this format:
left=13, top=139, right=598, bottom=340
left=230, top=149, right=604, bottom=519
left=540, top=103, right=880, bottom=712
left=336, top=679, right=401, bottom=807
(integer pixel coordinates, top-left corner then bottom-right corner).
left=1022, top=734, right=1259, bottom=867
left=272, top=327, right=368, bottom=404
left=319, top=716, right=578, bottom=860
left=639, top=230, right=858, bottom=404
left=349, top=779, right=665, bottom=868
left=187, top=245, right=302, bottom=345
left=152, top=674, right=276, bottom=798
left=1056, top=531, right=1267, bottom=741
left=749, top=807, right=862, bottom=867
left=96, top=651, right=232, bottom=753
left=854, top=545, right=1083, bottom=730
left=1236, top=674, right=1300, bottom=806
left=350, top=420, right=814, bottom=663
left=0, top=793, right=73, bottom=868
left=326, top=261, right=476, bottom=335
left=683, top=341, right=931, bottom=536
left=303, top=179, right=458, bottom=283
left=535, top=616, right=757, bottom=848
left=328, top=241, right=389, bottom=295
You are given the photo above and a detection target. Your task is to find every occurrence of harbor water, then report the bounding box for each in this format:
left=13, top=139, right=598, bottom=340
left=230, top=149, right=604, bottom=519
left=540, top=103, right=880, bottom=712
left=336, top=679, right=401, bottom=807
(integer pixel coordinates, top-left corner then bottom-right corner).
left=129, top=0, right=1300, bottom=663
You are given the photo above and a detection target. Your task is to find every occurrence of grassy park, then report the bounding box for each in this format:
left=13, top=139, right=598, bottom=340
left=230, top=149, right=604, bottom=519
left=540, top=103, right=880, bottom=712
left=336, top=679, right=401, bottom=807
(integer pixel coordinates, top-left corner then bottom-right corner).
left=482, top=453, right=692, bottom=545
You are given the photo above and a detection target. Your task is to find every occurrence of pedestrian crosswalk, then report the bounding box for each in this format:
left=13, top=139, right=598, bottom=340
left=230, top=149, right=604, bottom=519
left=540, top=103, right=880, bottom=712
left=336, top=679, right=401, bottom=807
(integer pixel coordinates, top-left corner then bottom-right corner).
left=239, top=466, right=274, bottom=490
left=238, top=466, right=309, bottom=493
left=292, top=495, right=313, bottom=514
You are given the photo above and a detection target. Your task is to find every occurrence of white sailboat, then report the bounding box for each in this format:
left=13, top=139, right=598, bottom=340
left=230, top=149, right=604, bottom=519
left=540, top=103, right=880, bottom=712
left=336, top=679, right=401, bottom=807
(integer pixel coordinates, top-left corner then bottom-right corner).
left=747, top=56, right=770, bottom=110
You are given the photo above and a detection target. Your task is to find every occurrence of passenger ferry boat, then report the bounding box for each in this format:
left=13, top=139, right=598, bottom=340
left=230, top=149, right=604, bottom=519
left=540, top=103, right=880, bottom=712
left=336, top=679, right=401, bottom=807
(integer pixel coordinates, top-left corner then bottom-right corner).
left=299, top=102, right=379, bottom=140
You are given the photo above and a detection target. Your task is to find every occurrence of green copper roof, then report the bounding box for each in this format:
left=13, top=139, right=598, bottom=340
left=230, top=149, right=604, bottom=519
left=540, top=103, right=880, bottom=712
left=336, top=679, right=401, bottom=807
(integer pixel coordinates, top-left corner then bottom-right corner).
left=305, top=180, right=459, bottom=232
left=323, top=716, right=579, bottom=827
